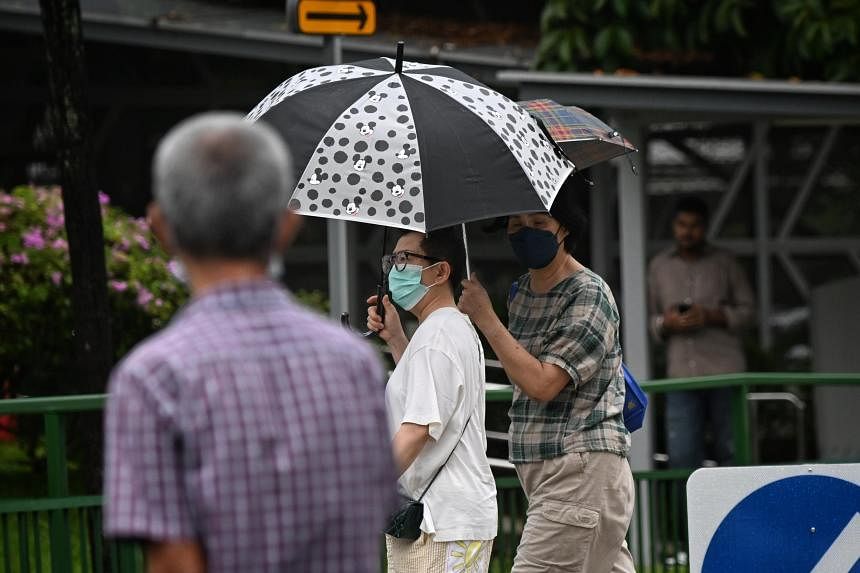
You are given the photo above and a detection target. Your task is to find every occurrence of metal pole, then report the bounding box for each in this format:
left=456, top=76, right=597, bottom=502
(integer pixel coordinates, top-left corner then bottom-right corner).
left=614, top=113, right=653, bottom=570
left=589, top=163, right=612, bottom=278
left=323, top=35, right=353, bottom=320
left=753, top=121, right=772, bottom=349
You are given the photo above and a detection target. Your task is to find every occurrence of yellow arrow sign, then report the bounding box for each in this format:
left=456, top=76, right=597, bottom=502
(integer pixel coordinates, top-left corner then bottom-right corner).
left=298, top=1, right=376, bottom=35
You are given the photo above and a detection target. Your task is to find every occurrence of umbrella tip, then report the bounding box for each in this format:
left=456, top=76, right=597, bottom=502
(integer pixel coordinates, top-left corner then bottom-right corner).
left=395, top=41, right=405, bottom=74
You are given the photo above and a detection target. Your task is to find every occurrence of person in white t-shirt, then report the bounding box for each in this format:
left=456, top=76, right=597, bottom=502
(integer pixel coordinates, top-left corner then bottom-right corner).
left=366, top=227, right=497, bottom=573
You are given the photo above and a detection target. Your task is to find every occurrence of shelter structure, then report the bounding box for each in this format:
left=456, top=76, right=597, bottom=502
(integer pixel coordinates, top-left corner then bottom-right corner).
left=499, top=69, right=860, bottom=469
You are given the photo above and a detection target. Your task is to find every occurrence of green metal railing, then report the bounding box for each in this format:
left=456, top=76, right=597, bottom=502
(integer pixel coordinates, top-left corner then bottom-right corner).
left=1, top=373, right=858, bottom=572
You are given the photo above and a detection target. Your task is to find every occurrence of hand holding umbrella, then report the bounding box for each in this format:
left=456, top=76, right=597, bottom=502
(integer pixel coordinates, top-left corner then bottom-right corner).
left=458, top=273, right=498, bottom=334
left=366, top=293, right=408, bottom=359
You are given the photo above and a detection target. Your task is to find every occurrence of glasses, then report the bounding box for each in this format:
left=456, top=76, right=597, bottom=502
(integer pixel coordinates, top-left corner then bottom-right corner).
left=381, top=250, right=442, bottom=273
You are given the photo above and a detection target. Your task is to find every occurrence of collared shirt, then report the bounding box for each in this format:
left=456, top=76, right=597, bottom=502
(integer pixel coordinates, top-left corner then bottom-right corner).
left=104, top=280, right=395, bottom=573
left=648, top=246, right=755, bottom=377
left=507, top=269, right=631, bottom=464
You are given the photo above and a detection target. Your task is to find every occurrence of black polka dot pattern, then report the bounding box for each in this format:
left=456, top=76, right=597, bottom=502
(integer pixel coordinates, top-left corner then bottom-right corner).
left=249, top=58, right=573, bottom=232
left=246, top=64, right=388, bottom=122
left=406, top=72, right=573, bottom=207
left=291, top=77, right=427, bottom=230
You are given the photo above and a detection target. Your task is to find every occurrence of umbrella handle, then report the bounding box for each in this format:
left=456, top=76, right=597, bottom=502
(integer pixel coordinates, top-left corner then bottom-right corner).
left=362, top=283, right=386, bottom=338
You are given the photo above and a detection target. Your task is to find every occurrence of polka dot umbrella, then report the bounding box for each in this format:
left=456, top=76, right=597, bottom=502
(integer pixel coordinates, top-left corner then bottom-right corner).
left=246, top=45, right=574, bottom=234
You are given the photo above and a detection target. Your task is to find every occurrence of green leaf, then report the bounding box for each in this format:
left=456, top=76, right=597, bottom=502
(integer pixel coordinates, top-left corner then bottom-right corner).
left=560, top=33, right=574, bottom=66
left=595, top=27, right=613, bottom=58
left=612, top=0, right=628, bottom=18
left=731, top=8, right=747, bottom=36
left=574, top=29, right=592, bottom=58
left=617, top=27, right=635, bottom=54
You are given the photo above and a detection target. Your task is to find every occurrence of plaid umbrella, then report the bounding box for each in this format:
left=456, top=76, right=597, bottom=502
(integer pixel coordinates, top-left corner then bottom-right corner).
left=518, top=99, right=637, bottom=171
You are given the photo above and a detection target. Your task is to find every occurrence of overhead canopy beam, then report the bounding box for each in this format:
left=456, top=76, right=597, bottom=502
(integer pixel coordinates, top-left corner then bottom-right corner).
left=0, top=4, right=528, bottom=86
left=499, top=71, right=860, bottom=119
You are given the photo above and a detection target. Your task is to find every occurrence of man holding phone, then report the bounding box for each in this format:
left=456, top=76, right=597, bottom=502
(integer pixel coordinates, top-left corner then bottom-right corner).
left=648, top=197, right=755, bottom=469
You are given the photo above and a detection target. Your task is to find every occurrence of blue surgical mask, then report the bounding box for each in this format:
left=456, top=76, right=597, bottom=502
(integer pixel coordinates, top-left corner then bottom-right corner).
left=509, top=227, right=561, bottom=269
left=388, top=263, right=440, bottom=311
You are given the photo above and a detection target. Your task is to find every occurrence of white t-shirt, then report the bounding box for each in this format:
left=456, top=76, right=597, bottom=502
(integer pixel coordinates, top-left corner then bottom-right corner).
left=385, top=307, right=498, bottom=542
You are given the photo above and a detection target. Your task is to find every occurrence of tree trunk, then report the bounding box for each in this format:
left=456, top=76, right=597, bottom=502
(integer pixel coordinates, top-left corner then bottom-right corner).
left=39, top=0, right=113, bottom=396
left=39, top=0, right=112, bottom=505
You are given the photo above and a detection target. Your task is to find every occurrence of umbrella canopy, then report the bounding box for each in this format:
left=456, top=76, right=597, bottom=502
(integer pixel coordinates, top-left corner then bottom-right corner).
left=518, top=99, right=637, bottom=171
left=247, top=57, right=574, bottom=233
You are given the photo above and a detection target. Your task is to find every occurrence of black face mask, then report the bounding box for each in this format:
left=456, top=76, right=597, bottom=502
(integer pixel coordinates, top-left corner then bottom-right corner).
left=509, top=227, right=561, bottom=269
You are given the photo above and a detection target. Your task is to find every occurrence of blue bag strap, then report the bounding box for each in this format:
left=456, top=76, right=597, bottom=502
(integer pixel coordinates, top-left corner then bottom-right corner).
left=508, top=280, right=519, bottom=305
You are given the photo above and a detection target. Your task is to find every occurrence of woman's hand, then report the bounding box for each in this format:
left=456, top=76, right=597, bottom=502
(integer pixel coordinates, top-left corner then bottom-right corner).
left=367, top=294, right=408, bottom=361
left=458, top=273, right=498, bottom=332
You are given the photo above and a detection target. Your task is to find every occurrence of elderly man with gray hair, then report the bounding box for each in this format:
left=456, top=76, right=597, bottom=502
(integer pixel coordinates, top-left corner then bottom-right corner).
left=103, top=112, right=395, bottom=573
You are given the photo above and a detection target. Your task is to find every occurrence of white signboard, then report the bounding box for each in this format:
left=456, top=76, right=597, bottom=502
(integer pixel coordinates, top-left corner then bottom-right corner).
left=687, top=464, right=859, bottom=572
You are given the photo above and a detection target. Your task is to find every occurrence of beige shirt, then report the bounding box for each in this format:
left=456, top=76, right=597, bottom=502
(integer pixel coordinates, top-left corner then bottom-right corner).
left=648, top=246, right=755, bottom=377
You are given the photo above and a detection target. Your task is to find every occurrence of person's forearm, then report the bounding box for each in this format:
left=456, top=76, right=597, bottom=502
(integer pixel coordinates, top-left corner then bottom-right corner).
left=147, top=542, right=205, bottom=573
left=392, top=424, right=430, bottom=476
left=477, top=314, right=565, bottom=402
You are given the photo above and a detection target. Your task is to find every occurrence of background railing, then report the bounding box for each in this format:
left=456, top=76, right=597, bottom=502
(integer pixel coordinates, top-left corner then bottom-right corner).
left=1, top=373, right=858, bottom=572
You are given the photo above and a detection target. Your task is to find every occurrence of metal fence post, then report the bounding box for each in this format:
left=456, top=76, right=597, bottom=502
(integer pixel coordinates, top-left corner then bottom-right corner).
left=731, top=385, right=751, bottom=465
left=45, top=412, right=72, bottom=573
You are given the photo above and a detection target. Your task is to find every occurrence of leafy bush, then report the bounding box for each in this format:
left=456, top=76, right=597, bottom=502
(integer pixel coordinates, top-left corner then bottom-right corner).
left=537, top=0, right=860, bottom=81
left=0, top=185, right=332, bottom=400
left=0, top=185, right=188, bottom=398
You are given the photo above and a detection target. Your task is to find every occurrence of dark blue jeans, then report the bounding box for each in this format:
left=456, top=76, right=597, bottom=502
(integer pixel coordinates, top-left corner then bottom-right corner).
left=665, top=388, right=734, bottom=468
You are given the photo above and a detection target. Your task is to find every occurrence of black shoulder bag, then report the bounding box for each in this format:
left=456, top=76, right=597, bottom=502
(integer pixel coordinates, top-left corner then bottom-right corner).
left=384, top=414, right=472, bottom=540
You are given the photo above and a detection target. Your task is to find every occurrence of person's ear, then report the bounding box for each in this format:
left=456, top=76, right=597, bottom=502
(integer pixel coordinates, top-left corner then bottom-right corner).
left=556, top=222, right=570, bottom=244
left=436, top=260, right=452, bottom=284
left=146, top=202, right=175, bottom=255
left=274, top=209, right=304, bottom=253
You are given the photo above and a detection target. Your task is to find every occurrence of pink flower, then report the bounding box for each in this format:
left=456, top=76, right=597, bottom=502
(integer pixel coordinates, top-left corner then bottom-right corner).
left=0, top=222, right=6, bottom=232
left=109, top=280, right=128, bottom=292
left=137, top=288, right=154, bottom=307
left=155, top=298, right=164, bottom=307
left=136, top=218, right=149, bottom=231
left=118, top=238, right=130, bottom=252
left=98, top=191, right=110, bottom=206
left=51, top=272, right=62, bottom=286
left=46, top=213, right=64, bottom=229
left=51, top=238, right=68, bottom=251
left=23, top=229, right=46, bottom=249
left=135, top=235, right=151, bottom=250
left=0, top=207, right=10, bottom=217
left=0, top=195, right=12, bottom=205
left=11, top=253, right=29, bottom=265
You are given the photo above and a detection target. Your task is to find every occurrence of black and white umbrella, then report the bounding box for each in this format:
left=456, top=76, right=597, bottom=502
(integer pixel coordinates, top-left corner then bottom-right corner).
left=247, top=49, right=574, bottom=234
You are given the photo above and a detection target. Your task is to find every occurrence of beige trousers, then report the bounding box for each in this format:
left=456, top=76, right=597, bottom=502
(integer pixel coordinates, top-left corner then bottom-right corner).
left=512, top=451, right=636, bottom=573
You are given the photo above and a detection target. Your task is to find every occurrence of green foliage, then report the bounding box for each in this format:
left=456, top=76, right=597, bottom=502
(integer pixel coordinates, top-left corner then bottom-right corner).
left=537, top=0, right=860, bottom=81
left=0, top=186, right=188, bottom=398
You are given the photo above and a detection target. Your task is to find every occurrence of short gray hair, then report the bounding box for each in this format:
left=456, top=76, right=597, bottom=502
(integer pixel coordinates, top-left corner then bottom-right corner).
left=153, top=112, right=294, bottom=260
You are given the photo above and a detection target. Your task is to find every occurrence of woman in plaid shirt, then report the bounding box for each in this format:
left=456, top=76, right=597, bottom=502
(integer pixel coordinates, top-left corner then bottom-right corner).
left=459, top=190, right=635, bottom=573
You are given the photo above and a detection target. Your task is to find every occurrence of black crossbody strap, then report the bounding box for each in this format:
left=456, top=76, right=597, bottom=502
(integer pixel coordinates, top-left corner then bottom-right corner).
left=415, top=411, right=472, bottom=502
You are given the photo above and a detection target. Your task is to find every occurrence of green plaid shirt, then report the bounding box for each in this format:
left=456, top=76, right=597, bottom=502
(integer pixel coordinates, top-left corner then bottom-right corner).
left=507, top=269, right=631, bottom=463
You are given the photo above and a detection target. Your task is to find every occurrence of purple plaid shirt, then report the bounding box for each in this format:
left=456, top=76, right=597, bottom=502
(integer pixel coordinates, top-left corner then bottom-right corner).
left=104, top=280, right=395, bottom=572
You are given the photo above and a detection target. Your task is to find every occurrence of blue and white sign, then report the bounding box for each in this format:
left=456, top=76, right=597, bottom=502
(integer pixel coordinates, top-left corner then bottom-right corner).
left=687, top=464, right=859, bottom=573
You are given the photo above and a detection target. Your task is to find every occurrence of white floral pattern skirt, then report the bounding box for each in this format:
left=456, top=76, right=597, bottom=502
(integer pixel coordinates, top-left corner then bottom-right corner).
left=385, top=532, right=494, bottom=573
